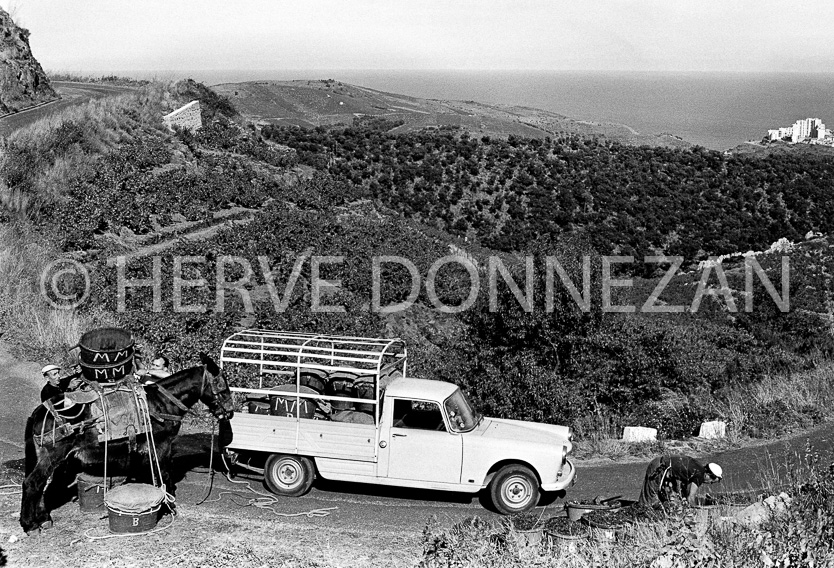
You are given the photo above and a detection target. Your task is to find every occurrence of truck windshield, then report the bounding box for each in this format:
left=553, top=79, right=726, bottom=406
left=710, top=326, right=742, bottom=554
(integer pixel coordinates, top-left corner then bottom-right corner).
left=444, top=389, right=482, bottom=433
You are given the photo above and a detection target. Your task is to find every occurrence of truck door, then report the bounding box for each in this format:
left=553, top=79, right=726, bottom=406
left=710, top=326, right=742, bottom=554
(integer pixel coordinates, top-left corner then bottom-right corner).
left=381, top=398, right=462, bottom=484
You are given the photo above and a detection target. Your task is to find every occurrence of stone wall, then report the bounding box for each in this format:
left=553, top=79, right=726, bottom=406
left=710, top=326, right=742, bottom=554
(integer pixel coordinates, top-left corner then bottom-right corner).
left=162, top=100, right=202, bottom=131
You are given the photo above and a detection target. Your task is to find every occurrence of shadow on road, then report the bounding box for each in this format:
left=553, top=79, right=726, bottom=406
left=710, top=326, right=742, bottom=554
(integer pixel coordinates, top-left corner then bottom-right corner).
left=314, top=477, right=477, bottom=505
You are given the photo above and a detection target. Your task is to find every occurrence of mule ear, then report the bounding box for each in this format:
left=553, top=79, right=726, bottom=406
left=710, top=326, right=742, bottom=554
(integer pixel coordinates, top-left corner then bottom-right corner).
left=201, top=353, right=220, bottom=376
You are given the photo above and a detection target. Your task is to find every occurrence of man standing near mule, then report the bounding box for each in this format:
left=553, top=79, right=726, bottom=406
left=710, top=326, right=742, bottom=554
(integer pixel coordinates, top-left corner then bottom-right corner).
left=638, top=454, right=723, bottom=507
left=39, top=365, right=69, bottom=403
left=40, top=364, right=84, bottom=403
left=136, top=355, right=172, bottom=383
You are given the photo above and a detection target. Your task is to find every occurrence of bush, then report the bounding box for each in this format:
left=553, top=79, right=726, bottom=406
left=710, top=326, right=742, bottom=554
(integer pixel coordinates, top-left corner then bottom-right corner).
left=626, top=392, right=714, bottom=440
left=173, top=78, right=238, bottom=119
left=419, top=453, right=834, bottom=566
left=745, top=399, right=802, bottom=438
left=742, top=447, right=834, bottom=566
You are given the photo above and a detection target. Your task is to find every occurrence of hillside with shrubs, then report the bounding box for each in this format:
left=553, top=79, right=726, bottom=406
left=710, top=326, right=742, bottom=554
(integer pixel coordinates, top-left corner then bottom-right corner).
left=263, top=121, right=834, bottom=261
left=1, top=79, right=833, bottom=451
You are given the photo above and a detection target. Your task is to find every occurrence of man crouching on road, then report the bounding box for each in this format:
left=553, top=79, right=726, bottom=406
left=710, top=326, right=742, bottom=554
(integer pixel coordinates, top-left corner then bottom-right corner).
left=638, top=454, right=723, bottom=507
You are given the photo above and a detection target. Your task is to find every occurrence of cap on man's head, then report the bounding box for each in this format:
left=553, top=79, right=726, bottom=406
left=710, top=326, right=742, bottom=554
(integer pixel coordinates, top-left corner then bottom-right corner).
left=41, top=364, right=61, bottom=375
left=707, top=462, right=723, bottom=480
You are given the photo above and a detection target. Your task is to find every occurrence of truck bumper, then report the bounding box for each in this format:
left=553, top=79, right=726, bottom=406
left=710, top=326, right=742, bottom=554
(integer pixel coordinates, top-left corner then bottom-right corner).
left=541, top=459, right=576, bottom=492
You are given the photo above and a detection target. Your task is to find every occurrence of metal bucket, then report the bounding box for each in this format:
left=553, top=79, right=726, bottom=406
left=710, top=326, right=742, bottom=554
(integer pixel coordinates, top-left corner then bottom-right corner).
left=78, top=328, right=135, bottom=365
left=326, top=373, right=356, bottom=410
left=582, top=512, right=630, bottom=544
left=76, top=473, right=126, bottom=513
left=269, top=384, right=316, bottom=418
left=513, top=527, right=544, bottom=548
left=587, top=523, right=619, bottom=544
left=299, top=372, right=326, bottom=394
left=107, top=504, right=162, bottom=534
left=78, top=328, right=135, bottom=382
left=545, top=530, right=584, bottom=553
left=353, top=380, right=375, bottom=413
left=104, top=484, right=164, bottom=534
left=80, top=359, right=134, bottom=382
left=566, top=498, right=625, bottom=522
left=247, top=400, right=270, bottom=415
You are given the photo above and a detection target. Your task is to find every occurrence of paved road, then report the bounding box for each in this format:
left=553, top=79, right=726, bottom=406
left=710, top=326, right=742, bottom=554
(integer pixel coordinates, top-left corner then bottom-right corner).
left=0, top=342, right=41, bottom=469
left=150, top=419, right=834, bottom=532
left=0, top=81, right=136, bottom=138
left=3, top=337, right=833, bottom=532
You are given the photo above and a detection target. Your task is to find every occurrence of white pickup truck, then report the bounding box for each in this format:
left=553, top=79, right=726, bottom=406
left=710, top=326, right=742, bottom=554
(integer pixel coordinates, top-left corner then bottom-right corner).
left=219, top=330, right=576, bottom=514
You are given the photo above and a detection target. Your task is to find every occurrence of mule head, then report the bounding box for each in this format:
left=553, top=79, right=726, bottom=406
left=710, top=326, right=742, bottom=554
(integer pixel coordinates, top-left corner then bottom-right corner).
left=198, top=353, right=234, bottom=421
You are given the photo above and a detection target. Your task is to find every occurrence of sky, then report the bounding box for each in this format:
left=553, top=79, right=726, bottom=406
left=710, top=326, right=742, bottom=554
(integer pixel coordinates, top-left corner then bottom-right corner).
left=3, top=0, right=834, bottom=74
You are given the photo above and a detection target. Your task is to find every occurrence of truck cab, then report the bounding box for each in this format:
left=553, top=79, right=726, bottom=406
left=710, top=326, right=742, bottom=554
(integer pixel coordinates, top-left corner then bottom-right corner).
left=219, top=330, right=576, bottom=514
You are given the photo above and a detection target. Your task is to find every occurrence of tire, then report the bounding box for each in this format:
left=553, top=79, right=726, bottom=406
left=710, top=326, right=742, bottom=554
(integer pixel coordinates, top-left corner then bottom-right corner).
left=489, top=464, right=540, bottom=515
left=264, top=454, right=315, bottom=497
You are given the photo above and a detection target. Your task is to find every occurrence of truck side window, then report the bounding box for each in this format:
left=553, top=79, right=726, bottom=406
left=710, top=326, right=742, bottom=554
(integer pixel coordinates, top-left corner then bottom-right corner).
left=392, top=399, right=446, bottom=432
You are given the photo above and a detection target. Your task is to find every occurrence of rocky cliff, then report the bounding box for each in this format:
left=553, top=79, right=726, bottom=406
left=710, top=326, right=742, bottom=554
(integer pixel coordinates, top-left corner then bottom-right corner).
left=0, top=7, right=56, bottom=114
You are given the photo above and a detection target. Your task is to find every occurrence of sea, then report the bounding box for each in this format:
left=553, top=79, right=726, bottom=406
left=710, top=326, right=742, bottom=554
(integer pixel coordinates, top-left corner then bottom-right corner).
left=129, top=69, right=834, bottom=151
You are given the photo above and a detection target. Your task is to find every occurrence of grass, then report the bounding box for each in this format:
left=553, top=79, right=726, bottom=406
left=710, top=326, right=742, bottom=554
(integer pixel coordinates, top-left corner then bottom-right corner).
left=421, top=444, right=834, bottom=567
left=0, top=82, right=183, bottom=361
left=718, top=365, right=834, bottom=439
left=569, top=363, right=834, bottom=462
left=0, top=224, right=115, bottom=362
left=420, top=510, right=721, bottom=568
left=0, top=83, right=171, bottom=216
left=570, top=413, right=657, bottom=460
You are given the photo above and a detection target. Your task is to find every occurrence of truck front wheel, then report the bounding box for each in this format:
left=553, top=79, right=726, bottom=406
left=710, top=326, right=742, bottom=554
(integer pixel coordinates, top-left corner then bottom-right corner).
left=264, top=454, right=315, bottom=497
left=489, top=464, right=540, bottom=515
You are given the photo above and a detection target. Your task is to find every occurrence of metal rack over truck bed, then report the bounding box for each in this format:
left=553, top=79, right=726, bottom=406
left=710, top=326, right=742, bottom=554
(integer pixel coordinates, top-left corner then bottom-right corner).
left=219, top=330, right=407, bottom=465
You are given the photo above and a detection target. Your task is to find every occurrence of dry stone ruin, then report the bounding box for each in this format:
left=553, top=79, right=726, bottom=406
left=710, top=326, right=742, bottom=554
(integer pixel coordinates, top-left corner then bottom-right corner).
left=162, top=100, right=202, bottom=131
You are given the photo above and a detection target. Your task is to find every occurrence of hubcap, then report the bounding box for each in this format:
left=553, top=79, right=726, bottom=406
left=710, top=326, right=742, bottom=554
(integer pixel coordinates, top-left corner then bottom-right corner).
left=504, top=475, right=532, bottom=506
left=275, top=461, right=301, bottom=487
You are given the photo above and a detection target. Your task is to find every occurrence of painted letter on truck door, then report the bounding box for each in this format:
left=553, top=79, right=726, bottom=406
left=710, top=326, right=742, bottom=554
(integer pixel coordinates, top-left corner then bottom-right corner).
left=381, top=398, right=462, bottom=483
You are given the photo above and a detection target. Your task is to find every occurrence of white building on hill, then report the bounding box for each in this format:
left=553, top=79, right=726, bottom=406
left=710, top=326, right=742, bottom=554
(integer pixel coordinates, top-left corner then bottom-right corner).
left=767, top=117, right=827, bottom=142
left=767, top=126, right=794, bottom=141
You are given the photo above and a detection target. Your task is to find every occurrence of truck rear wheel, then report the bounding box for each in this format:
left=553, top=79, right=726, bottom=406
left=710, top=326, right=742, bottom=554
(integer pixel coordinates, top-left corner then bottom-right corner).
left=489, top=464, right=540, bottom=515
left=264, top=454, right=315, bottom=497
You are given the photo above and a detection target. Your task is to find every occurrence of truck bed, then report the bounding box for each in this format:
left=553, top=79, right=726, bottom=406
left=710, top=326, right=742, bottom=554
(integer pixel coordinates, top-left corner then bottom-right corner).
left=226, top=413, right=378, bottom=463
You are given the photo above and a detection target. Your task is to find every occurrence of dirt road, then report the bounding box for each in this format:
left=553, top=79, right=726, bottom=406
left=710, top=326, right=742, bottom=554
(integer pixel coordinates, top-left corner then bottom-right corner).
left=0, top=81, right=136, bottom=137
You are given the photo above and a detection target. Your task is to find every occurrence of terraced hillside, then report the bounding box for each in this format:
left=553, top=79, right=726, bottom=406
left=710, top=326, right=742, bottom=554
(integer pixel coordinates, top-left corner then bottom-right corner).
left=1, top=79, right=833, bottom=447
left=212, top=79, right=691, bottom=148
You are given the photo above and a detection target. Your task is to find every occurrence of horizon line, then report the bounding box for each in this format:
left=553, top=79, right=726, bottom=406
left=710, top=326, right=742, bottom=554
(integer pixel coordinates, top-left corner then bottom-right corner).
left=44, top=68, right=834, bottom=76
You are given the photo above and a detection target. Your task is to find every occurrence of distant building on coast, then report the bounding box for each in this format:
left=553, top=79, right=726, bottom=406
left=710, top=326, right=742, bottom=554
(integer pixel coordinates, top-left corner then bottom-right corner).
left=767, top=117, right=827, bottom=143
